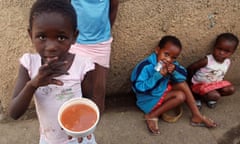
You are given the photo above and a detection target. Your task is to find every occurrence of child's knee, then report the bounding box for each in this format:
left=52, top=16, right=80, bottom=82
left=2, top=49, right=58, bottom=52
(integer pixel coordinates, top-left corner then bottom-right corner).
left=206, top=91, right=221, bottom=101
left=226, top=85, right=235, bottom=94
left=219, top=85, right=235, bottom=96
left=177, top=91, right=186, bottom=103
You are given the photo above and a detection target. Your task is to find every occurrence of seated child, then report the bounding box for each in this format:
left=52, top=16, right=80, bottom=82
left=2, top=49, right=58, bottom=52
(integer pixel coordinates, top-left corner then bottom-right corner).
left=187, top=33, right=239, bottom=108
left=131, top=35, right=217, bottom=135
left=9, top=0, right=97, bottom=143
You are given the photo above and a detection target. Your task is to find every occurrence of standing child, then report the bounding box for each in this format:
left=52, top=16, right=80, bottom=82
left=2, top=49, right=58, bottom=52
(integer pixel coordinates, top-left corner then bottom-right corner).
left=69, top=0, right=119, bottom=113
left=187, top=33, right=239, bottom=108
left=131, top=35, right=217, bottom=135
left=9, top=0, right=97, bottom=143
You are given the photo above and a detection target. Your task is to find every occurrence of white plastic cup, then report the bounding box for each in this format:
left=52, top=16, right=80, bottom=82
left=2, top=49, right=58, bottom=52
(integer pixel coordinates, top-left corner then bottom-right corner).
left=154, top=61, right=164, bottom=72
left=58, top=97, right=100, bottom=137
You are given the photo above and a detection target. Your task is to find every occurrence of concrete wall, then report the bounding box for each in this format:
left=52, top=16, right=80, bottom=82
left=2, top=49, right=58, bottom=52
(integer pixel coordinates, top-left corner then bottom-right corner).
left=0, top=0, right=239, bottom=114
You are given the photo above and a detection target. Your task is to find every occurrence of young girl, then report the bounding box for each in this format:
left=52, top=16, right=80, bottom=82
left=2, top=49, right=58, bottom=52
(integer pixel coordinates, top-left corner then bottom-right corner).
left=131, top=35, right=217, bottom=135
left=9, top=0, right=97, bottom=143
left=187, top=33, right=239, bottom=108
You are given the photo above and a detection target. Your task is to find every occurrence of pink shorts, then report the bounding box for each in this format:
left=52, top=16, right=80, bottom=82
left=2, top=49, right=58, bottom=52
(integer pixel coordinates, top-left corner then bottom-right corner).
left=191, top=80, right=231, bottom=96
left=70, top=37, right=113, bottom=68
left=151, top=85, right=172, bottom=112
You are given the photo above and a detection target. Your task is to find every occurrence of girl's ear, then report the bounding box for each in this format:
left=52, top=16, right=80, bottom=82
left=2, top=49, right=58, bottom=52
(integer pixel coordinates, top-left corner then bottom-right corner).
left=27, top=28, right=33, bottom=40
left=155, top=46, right=160, bottom=54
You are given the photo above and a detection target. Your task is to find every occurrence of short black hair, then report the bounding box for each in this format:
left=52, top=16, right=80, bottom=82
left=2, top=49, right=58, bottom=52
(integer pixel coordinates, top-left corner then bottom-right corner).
left=215, top=33, right=239, bottom=50
left=158, top=35, right=182, bottom=50
left=29, top=0, right=77, bottom=31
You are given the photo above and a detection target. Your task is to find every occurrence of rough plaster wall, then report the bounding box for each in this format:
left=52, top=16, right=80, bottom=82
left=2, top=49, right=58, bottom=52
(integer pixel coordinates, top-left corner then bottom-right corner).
left=109, top=0, right=240, bottom=95
left=0, top=0, right=239, bottom=113
left=0, top=0, right=34, bottom=112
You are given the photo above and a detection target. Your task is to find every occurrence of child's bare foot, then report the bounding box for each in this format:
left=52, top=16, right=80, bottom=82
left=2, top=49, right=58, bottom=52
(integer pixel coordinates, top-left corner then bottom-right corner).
left=144, top=115, right=160, bottom=134
left=191, top=115, right=217, bottom=128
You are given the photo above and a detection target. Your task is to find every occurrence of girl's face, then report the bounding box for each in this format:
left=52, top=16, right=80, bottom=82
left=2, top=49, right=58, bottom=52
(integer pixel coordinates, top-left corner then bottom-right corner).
left=155, top=42, right=181, bottom=64
left=213, top=39, right=235, bottom=63
left=28, top=12, right=78, bottom=63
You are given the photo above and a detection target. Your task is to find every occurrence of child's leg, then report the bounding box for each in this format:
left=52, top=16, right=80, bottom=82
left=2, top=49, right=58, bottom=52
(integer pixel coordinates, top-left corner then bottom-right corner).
left=145, top=90, right=185, bottom=119
left=91, top=64, right=108, bottom=114
left=204, top=85, right=234, bottom=101
left=192, top=91, right=203, bottom=110
left=144, top=90, right=185, bottom=134
left=172, top=82, right=200, bottom=117
left=218, top=85, right=235, bottom=96
left=81, top=63, right=108, bottom=114
left=205, top=85, right=235, bottom=108
left=205, top=90, right=221, bottom=101
left=202, top=90, right=220, bottom=108
left=172, top=82, right=217, bottom=127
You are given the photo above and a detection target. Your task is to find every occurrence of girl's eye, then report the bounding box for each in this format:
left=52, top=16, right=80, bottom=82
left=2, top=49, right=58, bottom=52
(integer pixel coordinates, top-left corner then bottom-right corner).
left=38, top=35, right=46, bottom=41
left=223, top=49, right=231, bottom=53
left=164, top=52, right=169, bottom=57
left=172, top=57, right=177, bottom=60
left=58, top=36, right=67, bottom=41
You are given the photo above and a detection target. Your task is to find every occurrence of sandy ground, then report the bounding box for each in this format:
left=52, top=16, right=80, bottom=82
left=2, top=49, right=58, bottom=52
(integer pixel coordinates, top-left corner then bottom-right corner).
left=0, top=85, right=240, bottom=144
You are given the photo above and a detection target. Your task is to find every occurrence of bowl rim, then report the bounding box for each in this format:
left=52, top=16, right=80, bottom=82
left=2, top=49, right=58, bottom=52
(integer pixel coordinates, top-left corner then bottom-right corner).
left=57, top=97, right=100, bottom=135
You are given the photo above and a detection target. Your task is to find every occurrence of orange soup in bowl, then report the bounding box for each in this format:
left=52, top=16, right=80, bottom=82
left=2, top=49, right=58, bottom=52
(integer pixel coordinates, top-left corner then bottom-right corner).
left=60, top=103, right=97, bottom=132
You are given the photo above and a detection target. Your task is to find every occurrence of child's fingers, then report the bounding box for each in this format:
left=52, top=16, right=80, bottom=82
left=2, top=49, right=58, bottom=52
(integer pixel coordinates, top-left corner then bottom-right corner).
left=40, top=63, right=69, bottom=76
left=43, top=57, right=58, bottom=64
left=48, top=69, right=69, bottom=77
left=36, top=59, right=69, bottom=86
left=78, top=137, right=83, bottom=143
left=36, top=69, right=67, bottom=85
left=166, top=63, right=175, bottom=73
left=68, top=135, right=72, bottom=140
left=50, top=79, right=64, bottom=86
left=48, top=61, right=68, bottom=70
left=167, top=67, right=174, bottom=72
left=160, top=67, right=168, bottom=76
left=47, top=61, right=69, bottom=75
left=43, top=57, right=68, bottom=72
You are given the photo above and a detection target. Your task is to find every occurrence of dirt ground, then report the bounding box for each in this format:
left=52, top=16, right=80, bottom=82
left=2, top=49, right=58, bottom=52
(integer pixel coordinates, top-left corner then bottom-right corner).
left=1, top=86, right=240, bottom=144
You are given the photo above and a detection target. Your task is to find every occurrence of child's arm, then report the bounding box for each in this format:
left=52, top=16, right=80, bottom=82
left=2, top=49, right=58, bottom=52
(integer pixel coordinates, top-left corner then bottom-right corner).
left=110, top=0, right=119, bottom=27
left=81, top=70, right=93, bottom=99
left=187, top=57, right=208, bottom=84
left=9, top=58, right=68, bottom=119
left=132, top=64, right=165, bottom=93
left=169, top=62, right=188, bottom=83
left=9, top=65, right=37, bottom=119
left=224, top=61, right=231, bottom=80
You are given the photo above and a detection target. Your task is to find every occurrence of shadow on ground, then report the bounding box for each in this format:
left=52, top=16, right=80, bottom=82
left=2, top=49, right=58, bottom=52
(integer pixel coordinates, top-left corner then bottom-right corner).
left=218, top=124, right=240, bottom=144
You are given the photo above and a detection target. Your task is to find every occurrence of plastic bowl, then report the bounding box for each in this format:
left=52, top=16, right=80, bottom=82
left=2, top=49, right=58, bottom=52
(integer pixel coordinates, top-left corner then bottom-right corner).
left=58, top=97, right=100, bottom=137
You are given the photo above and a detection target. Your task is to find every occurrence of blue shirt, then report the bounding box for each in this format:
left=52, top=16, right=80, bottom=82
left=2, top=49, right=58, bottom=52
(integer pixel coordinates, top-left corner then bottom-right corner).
left=131, top=53, right=187, bottom=113
left=71, top=0, right=111, bottom=44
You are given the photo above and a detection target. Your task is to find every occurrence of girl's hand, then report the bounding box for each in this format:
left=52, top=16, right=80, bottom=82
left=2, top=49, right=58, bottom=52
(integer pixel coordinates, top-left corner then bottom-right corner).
left=30, top=57, right=68, bottom=88
left=167, top=63, right=175, bottom=74
left=160, top=62, right=168, bottom=76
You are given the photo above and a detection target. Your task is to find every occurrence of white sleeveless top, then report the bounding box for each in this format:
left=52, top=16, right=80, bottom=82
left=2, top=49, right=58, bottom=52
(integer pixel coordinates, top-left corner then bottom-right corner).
left=192, top=54, right=230, bottom=84
left=20, top=53, right=94, bottom=144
